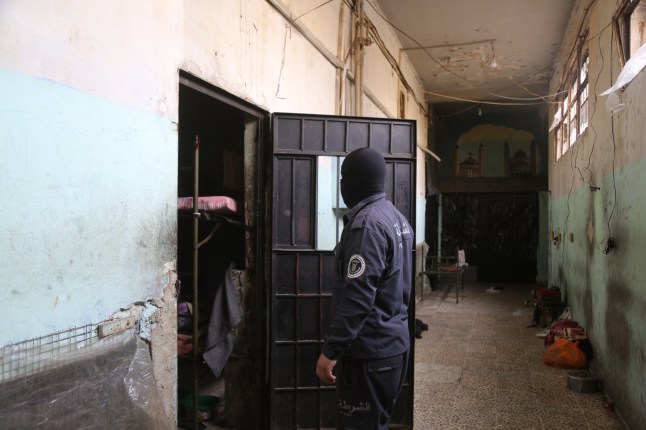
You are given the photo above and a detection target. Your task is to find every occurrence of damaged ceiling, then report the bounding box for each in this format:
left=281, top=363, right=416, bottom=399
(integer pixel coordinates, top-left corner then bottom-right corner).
left=374, top=0, right=576, bottom=114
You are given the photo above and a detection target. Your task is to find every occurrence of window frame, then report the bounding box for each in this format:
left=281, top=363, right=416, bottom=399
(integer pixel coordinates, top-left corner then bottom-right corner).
left=614, top=0, right=646, bottom=65
left=553, top=33, right=589, bottom=162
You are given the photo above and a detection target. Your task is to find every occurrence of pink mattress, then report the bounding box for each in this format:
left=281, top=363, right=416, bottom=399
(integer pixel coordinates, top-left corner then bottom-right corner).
left=177, top=196, right=240, bottom=216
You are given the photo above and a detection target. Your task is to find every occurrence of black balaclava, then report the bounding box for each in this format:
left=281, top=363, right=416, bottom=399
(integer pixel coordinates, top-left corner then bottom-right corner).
left=340, top=147, right=386, bottom=208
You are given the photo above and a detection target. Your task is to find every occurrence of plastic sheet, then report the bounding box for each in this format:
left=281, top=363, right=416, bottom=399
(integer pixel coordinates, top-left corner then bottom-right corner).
left=601, top=42, right=646, bottom=114
left=0, top=330, right=171, bottom=430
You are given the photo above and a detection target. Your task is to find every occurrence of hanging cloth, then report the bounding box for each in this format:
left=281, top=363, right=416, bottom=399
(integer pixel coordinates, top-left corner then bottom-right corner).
left=203, top=262, right=242, bottom=378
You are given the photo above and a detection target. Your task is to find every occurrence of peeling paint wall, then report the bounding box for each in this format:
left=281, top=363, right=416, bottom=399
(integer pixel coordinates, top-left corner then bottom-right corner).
left=0, top=0, right=428, bottom=426
left=0, top=68, right=177, bottom=344
left=548, top=2, right=646, bottom=428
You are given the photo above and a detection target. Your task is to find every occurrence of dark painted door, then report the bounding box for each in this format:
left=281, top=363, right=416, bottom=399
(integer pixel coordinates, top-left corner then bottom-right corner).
left=270, top=113, right=416, bottom=429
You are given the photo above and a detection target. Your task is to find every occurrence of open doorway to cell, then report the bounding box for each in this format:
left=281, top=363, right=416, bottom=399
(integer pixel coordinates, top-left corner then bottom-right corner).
left=176, top=72, right=267, bottom=429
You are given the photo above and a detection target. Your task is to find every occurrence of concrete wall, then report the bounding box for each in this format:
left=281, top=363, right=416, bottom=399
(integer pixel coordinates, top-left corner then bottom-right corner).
left=548, top=1, right=646, bottom=428
left=0, top=0, right=428, bottom=424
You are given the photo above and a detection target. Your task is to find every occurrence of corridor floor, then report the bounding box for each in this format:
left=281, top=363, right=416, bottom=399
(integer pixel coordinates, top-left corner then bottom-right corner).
left=413, top=281, right=626, bottom=430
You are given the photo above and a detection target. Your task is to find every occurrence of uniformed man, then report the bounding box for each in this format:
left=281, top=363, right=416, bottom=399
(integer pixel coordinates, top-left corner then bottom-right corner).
left=316, top=147, right=413, bottom=430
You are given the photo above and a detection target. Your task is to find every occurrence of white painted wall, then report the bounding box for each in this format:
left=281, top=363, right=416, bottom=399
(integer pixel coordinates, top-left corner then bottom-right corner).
left=0, top=1, right=182, bottom=122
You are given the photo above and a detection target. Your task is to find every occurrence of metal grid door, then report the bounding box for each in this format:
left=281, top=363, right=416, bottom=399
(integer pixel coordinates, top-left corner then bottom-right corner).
left=270, top=113, right=416, bottom=429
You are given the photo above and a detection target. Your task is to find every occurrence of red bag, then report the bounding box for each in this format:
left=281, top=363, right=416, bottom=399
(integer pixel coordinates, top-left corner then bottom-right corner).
left=545, top=319, right=585, bottom=347
left=543, top=338, right=587, bottom=369
left=535, top=288, right=561, bottom=301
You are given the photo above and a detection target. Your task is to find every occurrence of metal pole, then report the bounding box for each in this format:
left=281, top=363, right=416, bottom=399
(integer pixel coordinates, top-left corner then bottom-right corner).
left=437, top=193, right=442, bottom=257
left=192, top=135, right=200, bottom=430
left=354, top=0, right=365, bottom=116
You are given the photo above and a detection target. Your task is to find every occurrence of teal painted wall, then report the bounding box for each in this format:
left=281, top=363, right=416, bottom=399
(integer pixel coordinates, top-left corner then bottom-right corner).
left=547, top=2, right=646, bottom=426
left=549, top=157, right=646, bottom=427
left=0, top=69, right=177, bottom=344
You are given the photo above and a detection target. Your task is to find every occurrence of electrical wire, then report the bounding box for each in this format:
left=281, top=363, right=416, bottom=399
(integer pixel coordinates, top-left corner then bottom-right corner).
left=586, top=19, right=614, bottom=45
left=561, top=16, right=611, bottom=260
left=423, top=91, right=545, bottom=106
left=438, top=104, right=477, bottom=118
left=552, top=7, right=621, bottom=191
left=556, top=0, right=596, bottom=90
left=364, top=2, right=474, bottom=85
left=478, top=63, right=567, bottom=102
left=575, top=19, right=609, bottom=183
left=364, top=19, right=429, bottom=116
left=604, top=29, right=618, bottom=254
left=293, top=0, right=335, bottom=22
left=298, top=0, right=617, bottom=108
left=365, top=0, right=583, bottom=104
left=557, top=112, right=579, bottom=270
left=608, top=117, right=618, bottom=236
left=506, top=72, right=566, bottom=103
left=295, top=0, right=614, bottom=109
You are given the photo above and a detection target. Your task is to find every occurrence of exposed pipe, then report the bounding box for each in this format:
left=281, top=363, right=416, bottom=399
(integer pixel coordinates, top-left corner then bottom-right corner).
left=401, top=38, right=497, bottom=52
left=337, top=1, right=346, bottom=115
left=354, top=0, right=365, bottom=115
left=437, top=194, right=443, bottom=257
left=266, top=0, right=429, bottom=120
left=418, top=144, right=442, bottom=162
left=366, top=20, right=428, bottom=118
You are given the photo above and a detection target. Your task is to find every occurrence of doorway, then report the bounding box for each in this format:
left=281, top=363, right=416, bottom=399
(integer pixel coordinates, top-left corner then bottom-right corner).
left=176, top=79, right=417, bottom=429
left=176, top=72, right=267, bottom=429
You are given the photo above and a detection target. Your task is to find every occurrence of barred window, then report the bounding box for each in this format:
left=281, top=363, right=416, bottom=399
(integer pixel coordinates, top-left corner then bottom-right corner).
left=553, top=35, right=588, bottom=162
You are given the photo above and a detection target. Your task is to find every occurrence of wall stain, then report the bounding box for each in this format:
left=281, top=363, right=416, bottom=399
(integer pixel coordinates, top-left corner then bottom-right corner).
left=604, top=280, right=632, bottom=369
left=581, top=279, right=593, bottom=330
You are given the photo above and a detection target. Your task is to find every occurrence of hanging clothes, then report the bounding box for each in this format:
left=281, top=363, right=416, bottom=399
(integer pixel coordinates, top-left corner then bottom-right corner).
left=203, top=262, right=241, bottom=378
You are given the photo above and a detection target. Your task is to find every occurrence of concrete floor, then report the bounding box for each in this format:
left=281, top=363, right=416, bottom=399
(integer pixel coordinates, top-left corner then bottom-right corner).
left=414, top=280, right=626, bottom=430
left=182, top=279, right=626, bottom=429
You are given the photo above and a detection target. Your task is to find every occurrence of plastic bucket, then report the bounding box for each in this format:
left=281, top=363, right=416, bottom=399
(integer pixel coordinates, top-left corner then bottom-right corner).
left=181, top=394, right=220, bottom=422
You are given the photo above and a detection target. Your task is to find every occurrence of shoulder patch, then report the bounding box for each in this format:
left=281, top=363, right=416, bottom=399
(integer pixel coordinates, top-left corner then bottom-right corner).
left=347, top=254, right=366, bottom=278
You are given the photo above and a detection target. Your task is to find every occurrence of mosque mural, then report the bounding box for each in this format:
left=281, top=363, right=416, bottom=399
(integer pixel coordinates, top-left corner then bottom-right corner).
left=454, top=124, right=538, bottom=178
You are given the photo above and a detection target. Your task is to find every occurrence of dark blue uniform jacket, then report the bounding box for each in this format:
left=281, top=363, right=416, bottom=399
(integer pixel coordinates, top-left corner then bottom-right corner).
left=322, top=193, right=413, bottom=360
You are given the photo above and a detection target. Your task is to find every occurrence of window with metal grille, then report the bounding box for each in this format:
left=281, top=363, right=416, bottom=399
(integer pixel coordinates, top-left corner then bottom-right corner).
left=553, top=33, right=589, bottom=162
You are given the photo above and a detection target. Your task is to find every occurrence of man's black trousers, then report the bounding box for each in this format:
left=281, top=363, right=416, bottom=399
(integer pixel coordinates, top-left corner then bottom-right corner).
left=335, top=350, right=409, bottom=430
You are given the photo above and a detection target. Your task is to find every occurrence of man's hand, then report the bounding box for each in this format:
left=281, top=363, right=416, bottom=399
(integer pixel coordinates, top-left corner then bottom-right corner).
left=316, top=353, right=337, bottom=384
